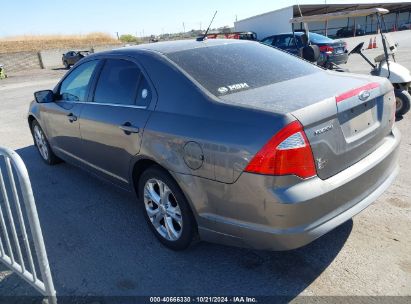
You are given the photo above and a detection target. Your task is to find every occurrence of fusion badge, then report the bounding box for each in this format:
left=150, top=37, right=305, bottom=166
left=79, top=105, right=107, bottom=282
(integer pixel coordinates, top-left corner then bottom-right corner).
left=314, top=124, right=334, bottom=136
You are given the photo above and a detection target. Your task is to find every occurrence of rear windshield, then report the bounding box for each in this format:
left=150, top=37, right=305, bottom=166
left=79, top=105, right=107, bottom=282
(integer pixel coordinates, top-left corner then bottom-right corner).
left=309, top=32, right=334, bottom=44
left=166, top=42, right=320, bottom=96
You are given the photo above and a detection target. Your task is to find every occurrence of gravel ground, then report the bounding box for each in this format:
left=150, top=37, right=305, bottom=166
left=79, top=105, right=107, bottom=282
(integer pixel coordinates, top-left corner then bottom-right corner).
left=0, top=32, right=410, bottom=303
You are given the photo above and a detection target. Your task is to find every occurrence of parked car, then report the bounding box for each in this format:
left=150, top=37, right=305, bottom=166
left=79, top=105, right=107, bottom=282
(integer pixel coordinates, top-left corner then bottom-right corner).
left=29, top=39, right=399, bottom=251
left=336, top=27, right=365, bottom=37
left=207, top=31, right=257, bottom=40
left=399, top=23, right=411, bottom=30
left=260, top=32, right=348, bottom=68
left=62, top=50, right=90, bottom=69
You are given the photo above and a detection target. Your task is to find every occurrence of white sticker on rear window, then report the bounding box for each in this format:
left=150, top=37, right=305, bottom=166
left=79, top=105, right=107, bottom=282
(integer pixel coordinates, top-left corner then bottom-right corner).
left=218, top=87, right=229, bottom=94
left=218, top=83, right=249, bottom=94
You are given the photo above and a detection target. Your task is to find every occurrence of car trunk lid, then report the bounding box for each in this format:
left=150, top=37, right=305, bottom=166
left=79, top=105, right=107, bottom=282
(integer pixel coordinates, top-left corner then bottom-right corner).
left=219, top=71, right=395, bottom=180
left=331, top=40, right=346, bottom=55
left=292, top=79, right=395, bottom=180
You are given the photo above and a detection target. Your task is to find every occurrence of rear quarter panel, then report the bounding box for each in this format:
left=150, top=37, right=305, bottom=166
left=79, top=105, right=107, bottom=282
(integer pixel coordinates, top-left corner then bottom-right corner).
left=135, top=51, right=291, bottom=184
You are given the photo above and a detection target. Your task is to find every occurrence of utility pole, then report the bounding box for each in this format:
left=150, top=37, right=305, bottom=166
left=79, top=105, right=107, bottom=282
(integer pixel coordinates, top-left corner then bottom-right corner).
left=182, top=22, right=186, bottom=33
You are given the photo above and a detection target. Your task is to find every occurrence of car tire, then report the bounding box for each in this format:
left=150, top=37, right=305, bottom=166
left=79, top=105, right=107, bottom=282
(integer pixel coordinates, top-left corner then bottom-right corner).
left=138, top=165, right=197, bottom=250
left=395, top=89, right=411, bottom=117
left=31, top=120, right=61, bottom=165
left=63, top=60, right=69, bottom=69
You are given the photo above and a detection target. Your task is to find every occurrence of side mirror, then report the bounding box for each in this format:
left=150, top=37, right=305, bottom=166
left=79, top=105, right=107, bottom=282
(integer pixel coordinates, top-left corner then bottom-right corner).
left=302, top=45, right=320, bottom=62
left=34, top=90, right=54, bottom=103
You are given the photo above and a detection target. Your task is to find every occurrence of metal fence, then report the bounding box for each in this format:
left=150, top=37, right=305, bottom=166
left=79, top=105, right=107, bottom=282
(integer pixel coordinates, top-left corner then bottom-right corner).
left=0, top=146, right=56, bottom=303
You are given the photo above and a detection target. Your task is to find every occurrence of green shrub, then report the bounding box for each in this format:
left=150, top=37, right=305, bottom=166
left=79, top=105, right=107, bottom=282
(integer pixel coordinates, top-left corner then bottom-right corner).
left=119, top=34, right=139, bottom=43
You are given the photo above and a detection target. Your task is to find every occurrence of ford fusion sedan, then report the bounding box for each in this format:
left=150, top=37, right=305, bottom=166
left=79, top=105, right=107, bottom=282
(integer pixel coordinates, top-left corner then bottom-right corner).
left=28, top=39, right=400, bottom=251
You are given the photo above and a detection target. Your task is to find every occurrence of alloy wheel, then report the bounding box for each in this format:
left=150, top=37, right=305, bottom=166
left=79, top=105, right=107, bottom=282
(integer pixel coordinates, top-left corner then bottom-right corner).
left=143, top=178, right=183, bottom=241
left=33, top=125, right=49, bottom=161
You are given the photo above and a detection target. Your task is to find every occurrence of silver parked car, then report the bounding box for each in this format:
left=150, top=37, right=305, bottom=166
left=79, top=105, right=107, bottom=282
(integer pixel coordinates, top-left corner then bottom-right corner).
left=28, top=39, right=400, bottom=251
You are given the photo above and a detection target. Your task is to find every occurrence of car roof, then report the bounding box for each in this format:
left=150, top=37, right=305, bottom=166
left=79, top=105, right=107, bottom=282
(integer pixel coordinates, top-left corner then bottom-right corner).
left=262, top=32, right=333, bottom=40
left=103, top=39, right=249, bottom=56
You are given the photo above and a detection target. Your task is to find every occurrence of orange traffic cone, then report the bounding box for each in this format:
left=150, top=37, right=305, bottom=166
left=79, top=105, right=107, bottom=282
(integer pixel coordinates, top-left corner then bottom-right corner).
left=367, top=38, right=373, bottom=49
left=372, top=37, right=377, bottom=48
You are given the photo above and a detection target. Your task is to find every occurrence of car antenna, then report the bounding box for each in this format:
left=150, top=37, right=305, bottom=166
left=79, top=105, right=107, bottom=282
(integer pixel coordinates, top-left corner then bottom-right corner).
left=197, top=11, right=217, bottom=41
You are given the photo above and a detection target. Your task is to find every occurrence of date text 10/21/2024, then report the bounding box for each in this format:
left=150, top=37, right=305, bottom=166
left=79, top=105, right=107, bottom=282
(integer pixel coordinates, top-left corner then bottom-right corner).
left=149, top=297, right=258, bottom=303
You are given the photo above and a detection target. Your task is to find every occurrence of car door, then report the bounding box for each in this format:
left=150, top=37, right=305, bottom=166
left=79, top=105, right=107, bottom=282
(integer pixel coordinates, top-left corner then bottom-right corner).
left=78, top=57, right=154, bottom=186
left=42, top=59, right=100, bottom=161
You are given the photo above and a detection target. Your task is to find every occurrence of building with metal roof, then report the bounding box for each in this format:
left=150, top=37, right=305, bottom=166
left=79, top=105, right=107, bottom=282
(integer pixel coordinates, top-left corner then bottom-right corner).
left=234, top=2, right=411, bottom=39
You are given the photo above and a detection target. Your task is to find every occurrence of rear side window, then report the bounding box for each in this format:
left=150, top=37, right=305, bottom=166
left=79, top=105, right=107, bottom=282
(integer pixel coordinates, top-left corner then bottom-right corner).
left=309, top=32, right=334, bottom=44
left=94, top=59, right=150, bottom=106
left=136, top=77, right=152, bottom=107
left=166, top=42, right=320, bottom=96
left=274, top=35, right=294, bottom=48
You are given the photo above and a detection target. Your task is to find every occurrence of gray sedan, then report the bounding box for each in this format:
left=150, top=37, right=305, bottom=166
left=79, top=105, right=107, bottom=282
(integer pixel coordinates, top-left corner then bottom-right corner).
left=28, top=39, right=400, bottom=251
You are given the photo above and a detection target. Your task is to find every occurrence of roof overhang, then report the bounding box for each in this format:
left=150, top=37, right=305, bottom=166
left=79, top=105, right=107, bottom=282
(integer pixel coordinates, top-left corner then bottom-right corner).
left=290, top=8, right=389, bottom=24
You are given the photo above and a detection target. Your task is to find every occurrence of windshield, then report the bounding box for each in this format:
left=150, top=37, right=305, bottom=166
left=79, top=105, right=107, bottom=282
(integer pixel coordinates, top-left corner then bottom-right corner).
left=166, top=42, right=320, bottom=96
left=308, top=32, right=334, bottom=44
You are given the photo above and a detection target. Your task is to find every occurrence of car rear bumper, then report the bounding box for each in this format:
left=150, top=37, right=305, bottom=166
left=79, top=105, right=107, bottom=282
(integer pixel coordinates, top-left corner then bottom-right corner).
left=329, top=52, right=349, bottom=64
left=318, top=52, right=348, bottom=65
left=187, top=127, right=400, bottom=251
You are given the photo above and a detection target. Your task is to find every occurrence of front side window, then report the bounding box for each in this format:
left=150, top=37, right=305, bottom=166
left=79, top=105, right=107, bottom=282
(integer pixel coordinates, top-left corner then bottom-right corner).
left=59, top=60, right=99, bottom=102
left=94, top=59, right=146, bottom=106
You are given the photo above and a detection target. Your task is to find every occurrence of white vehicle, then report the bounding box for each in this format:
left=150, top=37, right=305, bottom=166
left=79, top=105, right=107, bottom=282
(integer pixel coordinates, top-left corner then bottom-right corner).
left=290, top=8, right=411, bottom=117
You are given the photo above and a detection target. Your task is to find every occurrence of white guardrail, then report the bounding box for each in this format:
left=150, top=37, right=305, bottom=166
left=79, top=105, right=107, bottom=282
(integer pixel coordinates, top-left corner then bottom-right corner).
left=0, top=146, right=56, bottom=303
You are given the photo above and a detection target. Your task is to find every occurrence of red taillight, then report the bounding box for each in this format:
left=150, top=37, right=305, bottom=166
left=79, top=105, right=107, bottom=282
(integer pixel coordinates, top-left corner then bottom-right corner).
left=336, top=82, right=380, bottom=103
left=244, top=121, right=316, bottom=179
left=319, top=45, right=334, bottom=53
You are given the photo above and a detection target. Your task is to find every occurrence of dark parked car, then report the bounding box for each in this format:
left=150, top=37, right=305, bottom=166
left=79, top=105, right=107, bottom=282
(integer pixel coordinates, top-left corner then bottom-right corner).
left=29, top=39, right=399, bottom=251
left=62, top=50, right=90, bottom=69
left=261, top=32, right=348, bottom=68
left=336, top=27, right=365, bottom=37
left=399, top=23, right=411, bottom=30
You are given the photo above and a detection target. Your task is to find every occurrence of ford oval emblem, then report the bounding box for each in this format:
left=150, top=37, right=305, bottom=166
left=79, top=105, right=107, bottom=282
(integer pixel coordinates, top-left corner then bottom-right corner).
left=359, top=90, right=371, bottom=101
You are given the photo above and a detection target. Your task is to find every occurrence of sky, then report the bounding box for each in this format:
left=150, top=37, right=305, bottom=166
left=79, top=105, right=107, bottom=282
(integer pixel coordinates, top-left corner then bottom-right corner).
left=0, top=0, right=405, bottom=38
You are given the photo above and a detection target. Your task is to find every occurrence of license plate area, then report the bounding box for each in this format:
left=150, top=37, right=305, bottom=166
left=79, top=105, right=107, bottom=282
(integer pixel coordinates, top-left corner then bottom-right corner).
left=339, top=99, right=379, bottom=142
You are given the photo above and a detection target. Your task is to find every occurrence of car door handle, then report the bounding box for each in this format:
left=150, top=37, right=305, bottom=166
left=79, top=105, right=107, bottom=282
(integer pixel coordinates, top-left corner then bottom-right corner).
left=67, top=113, right=77, bottom=122
left=119, top=122, right=139, bottom=135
